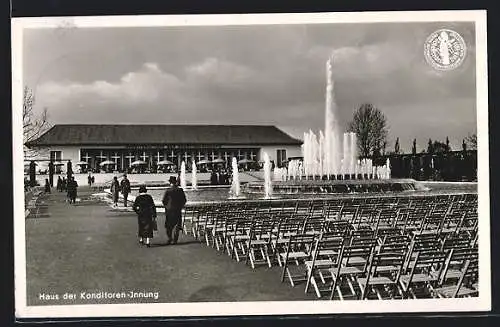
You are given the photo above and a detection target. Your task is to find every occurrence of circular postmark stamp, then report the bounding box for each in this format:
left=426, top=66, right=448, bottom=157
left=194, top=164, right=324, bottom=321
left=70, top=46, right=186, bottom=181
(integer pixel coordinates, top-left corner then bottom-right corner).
left=424, top=29, right=467, bottom=71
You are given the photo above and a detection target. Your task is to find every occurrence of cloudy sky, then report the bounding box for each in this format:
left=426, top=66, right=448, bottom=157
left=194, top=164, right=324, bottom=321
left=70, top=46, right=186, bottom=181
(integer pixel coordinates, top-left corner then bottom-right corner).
left=23, top=21, right=476, bottom=152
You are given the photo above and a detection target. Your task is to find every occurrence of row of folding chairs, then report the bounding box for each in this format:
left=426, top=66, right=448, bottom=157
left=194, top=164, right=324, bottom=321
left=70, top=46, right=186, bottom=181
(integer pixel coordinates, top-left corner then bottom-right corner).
left=186, top=202, right=478, bottom=268
left=184, top=196, right=477, bottom=240
left=281, top=231, right=479, bottom=300
left=182, top=192, right=477, bottom=227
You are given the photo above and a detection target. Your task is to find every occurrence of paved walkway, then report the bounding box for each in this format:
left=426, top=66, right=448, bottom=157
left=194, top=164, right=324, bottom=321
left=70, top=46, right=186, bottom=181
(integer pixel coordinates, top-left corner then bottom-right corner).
left=25, top=186, right=316, bottom=306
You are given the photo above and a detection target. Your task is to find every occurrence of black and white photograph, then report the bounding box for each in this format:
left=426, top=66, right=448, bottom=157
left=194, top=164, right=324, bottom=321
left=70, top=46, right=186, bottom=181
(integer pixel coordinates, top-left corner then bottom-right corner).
left=12, top=10, right=490, bottom=318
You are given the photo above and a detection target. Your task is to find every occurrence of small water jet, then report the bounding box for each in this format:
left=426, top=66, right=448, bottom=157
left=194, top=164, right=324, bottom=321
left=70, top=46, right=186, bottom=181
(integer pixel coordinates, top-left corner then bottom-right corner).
left=263, top=152, right=273, bottom=199
left=191, top=160, right=198, bottom=190
left=229, top=157, right=243, bottom=199
left=180, top=161, right=187, bottom=190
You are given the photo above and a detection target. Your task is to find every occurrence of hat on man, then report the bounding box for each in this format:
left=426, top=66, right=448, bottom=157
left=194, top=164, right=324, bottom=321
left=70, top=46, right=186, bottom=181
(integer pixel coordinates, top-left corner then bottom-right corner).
left=139, top=185, right=147, bottom=193
left=169, top=176, right=177, bottom=184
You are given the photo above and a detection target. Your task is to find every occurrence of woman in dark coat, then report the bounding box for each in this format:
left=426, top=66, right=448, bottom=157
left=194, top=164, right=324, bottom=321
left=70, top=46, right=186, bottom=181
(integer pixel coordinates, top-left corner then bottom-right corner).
left=110, top=176, right=120, bottom=207
left=67, top=177, right=78, bottom=204
left=132, top=185, right=157, bottom=247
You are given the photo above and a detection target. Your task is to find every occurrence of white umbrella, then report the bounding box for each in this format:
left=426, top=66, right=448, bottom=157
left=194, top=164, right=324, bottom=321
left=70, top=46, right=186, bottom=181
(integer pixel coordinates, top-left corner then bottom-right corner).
left=75, top=161, right=88, bottom=166
left=197, top=160, right=211, bottom=165
left=238, top=159, right=255, bottom=164
left=99, top=160, right=116, bottom=166
left=211, top=158, right=225, bottom=164
left=131, top=160, right=147, bottom=166
left=157, top=160, right=174, bottom=165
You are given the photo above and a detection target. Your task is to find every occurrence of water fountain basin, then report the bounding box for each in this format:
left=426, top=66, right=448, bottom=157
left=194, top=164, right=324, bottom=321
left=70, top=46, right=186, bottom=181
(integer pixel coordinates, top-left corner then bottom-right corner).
left=243, top=178, right=425, bottom=195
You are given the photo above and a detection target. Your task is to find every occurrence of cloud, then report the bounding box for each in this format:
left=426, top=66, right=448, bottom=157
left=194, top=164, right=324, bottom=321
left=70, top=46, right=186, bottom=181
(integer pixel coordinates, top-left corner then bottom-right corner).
left=38, top=62, right=183, bottom=106
left=186, top=57, right=254, bottom=84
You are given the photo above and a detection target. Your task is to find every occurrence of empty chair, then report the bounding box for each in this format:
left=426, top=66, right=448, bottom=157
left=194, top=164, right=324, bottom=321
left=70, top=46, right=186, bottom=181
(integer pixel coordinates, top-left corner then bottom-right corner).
left=357, top=251, right=406, bottom=300
left=225, top=218, right=253, bottom=261
left=304, top=233, right=344, bottom=298
left=272, top=218, right=304, bottom=266
left=399, top=249, right=448, bottom=299
left=280, top=234, right=317, bottom=287
left=433, top=256, right=479, bottom=298
left=328, top=244, right=375, bottom=300
left=433, top=247, right=478, bottom=287
left=246, top=218, right=275, bottom=269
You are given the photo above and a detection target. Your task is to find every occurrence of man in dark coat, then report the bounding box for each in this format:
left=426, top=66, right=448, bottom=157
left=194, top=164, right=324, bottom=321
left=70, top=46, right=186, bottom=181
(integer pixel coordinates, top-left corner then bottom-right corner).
left=162, top=176, right=187, bottom=245
left=120, top=174, right=131, bottom=207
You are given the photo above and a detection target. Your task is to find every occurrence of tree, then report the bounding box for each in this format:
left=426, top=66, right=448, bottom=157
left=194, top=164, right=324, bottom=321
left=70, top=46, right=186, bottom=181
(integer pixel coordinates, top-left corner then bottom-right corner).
left=23, top=86, right=50, bottom=159
left=445, top=137, right=450, bottom=152
left=465, top=133, right=477, bottom=150
left=347, top=103, right=388, bottom=158
left=427, top=138, right=434, bottom=154
left=412, top=139, right=417, bottom=155
left=394, top=137, right=400, bottom=154
left=432, top=140, right=450, bottom=153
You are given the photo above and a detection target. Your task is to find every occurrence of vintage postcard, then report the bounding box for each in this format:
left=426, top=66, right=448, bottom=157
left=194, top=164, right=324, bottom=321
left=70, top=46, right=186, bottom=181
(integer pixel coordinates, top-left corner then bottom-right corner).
left=12, top=10, right=490, bottom=319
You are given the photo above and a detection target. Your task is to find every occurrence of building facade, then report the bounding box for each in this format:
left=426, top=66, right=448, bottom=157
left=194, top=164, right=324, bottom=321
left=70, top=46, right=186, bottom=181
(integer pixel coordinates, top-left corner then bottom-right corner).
left=25, top=124, right=303, bottom=172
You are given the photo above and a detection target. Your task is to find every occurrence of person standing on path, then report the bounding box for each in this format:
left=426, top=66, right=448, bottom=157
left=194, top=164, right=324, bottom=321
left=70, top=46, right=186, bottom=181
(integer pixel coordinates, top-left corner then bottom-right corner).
left=110, top=176, right=120, bottom=208
left=56, top=176, right=62, bottom=192
left=162, top=176, right=187, bottom=245
left=44, top=179, right=51, bottom=193
left=88, top=173, right=92, bottom=187
left=120, top=174, right=131, bottom=207
left=67, top=177, right=78, bottom=204
left=132, top=185, right=157, bottom=247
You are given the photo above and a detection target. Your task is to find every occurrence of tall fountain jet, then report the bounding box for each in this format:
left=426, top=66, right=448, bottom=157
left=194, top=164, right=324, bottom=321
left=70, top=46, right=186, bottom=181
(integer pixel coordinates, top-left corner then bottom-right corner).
left=325, top=54, right=341, bottom=178
left=290, top=52, right=389, bottom=182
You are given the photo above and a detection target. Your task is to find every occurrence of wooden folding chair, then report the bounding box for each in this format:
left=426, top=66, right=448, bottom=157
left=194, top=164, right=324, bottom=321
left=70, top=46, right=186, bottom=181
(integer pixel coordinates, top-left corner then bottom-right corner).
left=304, top=233, right=343, bottom=298
left=328, top=244, right=375, bottom=300
left=357, top=251, right=406, bottom=300
left=433, top=256, right=479, bottom=298
left=280, top=233, right=317, bottom=287
left=246, top=218, right=275, bottom=269
left=399, top=249, right=448, bottom=299
left=225, top=218, right=252, bottom=262
left=272, top=218, right=304, bottom=266
left=433, top=247, right=478, bottom=287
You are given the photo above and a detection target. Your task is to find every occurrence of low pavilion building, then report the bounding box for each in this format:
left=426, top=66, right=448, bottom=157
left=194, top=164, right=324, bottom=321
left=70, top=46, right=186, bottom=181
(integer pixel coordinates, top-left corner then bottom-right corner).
left=25, top=124, right=303, bottom=173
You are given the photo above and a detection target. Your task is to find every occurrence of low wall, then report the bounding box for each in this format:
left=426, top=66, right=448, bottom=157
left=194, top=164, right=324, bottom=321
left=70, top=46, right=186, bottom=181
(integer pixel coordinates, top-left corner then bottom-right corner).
left=26, top=171, right=263, bottom=187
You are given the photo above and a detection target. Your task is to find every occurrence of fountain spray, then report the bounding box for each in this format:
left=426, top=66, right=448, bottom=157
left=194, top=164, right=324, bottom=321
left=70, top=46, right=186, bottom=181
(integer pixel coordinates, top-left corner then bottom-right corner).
left=263, top=152, right=273, bottom=199
left=180, top=161, right=187, bottom=189
left=191, top=160, right=198, bottom=190
left=229, top=157, right=240, bottom=198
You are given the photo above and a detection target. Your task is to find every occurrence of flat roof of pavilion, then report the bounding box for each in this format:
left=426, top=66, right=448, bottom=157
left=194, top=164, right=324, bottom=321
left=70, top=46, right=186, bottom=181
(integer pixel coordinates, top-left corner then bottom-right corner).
left=25, top=124, right=303, bottom=147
